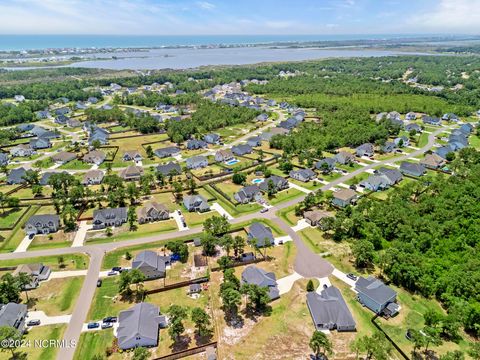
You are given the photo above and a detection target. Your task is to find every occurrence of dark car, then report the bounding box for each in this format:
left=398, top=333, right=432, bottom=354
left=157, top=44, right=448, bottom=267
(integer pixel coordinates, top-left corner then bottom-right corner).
left=28, top=233, right=35, bottom=240
left=96, top=279, right=102, bottom=287
left=27, top=319, right=41, bottom=326
left=346, top=273, right=358, bottom=281
left=103, top=317, right=117, bottom=323
left=87, top=322, right=99, bottom=329
left=349, top=184, right=357, bottom=190
left=111, top=266, right=122, bottom=272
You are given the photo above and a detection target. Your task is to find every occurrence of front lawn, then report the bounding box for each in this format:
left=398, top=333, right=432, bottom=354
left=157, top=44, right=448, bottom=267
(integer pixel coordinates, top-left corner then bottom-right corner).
left=268, top=188, right=304, bottom=206
left=0, top=254, right=88, bottom=270
left=74, top=329, right=115, bottom=360
left=59, top=159, right=91, bottom=170
left=14, top=324, right=67, bottom=360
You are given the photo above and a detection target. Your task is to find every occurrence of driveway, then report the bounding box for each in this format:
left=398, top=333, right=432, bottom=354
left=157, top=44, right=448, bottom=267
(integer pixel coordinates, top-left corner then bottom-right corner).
left=211, top=202, right=234, bottom=220
left=277, top=272, right=303, bottom=295
left=27, top=311, right=71, bottom=326
left=14, top=235, right=32, bottom=253
left=72, top=221, right=92, bottom=247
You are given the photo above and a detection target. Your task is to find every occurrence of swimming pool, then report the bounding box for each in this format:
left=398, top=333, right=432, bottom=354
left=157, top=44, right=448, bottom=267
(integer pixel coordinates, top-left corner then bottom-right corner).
left=252, top=178, right=264, bottom=184
left=225, top=158, right=240, bottom=165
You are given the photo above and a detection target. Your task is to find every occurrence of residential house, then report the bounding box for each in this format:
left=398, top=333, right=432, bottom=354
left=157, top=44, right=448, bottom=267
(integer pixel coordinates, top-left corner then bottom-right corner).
left=0, top=303, right=28, bottom=334
left=332, top=189, right=358, bottom=208
left=399, top=162, right=426, bottom=177
left=52, top=151, right=76, bottom=164
left=24, top=215, right=60, bottom=235
left=14, top=95, right=25, bottom=102
left=6, top=167, right=27, bottom=184
left=156, top=162, right=182, bottom=177
left=355, top=276, right=399, bottom=316
left=405, top=123, right=422, bottom=133
left=241, top=266, right=279, bottom=300
left=66, top=118, right=81, bottom=128
left=132, top=251, right=170, bottom=279
left=256, top=113, right=269, bottom=122
left=215, top=149, right=234, bottom=163
left=183, top=195, right=210, bottom=212
left=92, top=207, right=128, bottom=229
left=289, top=168, right=316, bottom=182
left=394, top=136, right=410, bottom=147
left=13, top=263, right=51, bottom=290
left=442, top=113, right=459, bottom=122
left=231, top=144, right=253, bottom=156
left=259, top=175, right=289, bottom=192
left=435, top=145, right=455, bottom=160
left=420, top=153, right=446, bottom=170
left=278, top=117, right=301, bottom=130
left=39, top=171, right=69, bottom=186
left=88, top=126, right=109, bottom=145
left=87, top=97, right=98, bottom=104
left=260, top=127, right=289, bottom=141
left=186, top=139, right=208, bottom=150
left=448, top=133, right=468, bottom=150
left=117, top=302, right=167, bottom=350
left=154, top=146, right=181, bottom=159
left=83, top=150, right=106, bottom=165
left=247, top=222, right=274, bottom=247
left=315, top=158, right=336, bottom=172
left=81, top=169, right=105, bottom=185
left=246, top=136, right=262, bottom=147
left=186, top=155, right=208, bottom=169
left=55, top=107, right=70, bottom=116
left=136, top=202, right=170, bottom=224
left=29, top=137, right=51, bottom=150
left=0, top=153, right=8, bottom=166
left=234, top=185, right=262, bottom=204
left=35, top=110, right=50, bottom=119
left=422, top=115, right=441, bottom=126
left=382, top=141, right=397, bottom=153
left=30, top=126, right=48, bottom=137
left=120, top=165, right=144, bottom=181
left=307, top=286, right=356, bottom=331
left=405, top=112, right=417, bottom=121
left=55, top=114, right=69, bottom=125
left=459, top=123, right=474, bottom=135
left=375, top=167, right=403, bottom=184
left=75, top=102, right=87, bottom=110
left=334, top=151, right=355, bottom=165
left=203, top=133, right=220, bottom=144
left=123, top=150, right=143, bottom=162
left=304, top=210, right=333, bottom=227
left=355, top=143, right=374, bottom=157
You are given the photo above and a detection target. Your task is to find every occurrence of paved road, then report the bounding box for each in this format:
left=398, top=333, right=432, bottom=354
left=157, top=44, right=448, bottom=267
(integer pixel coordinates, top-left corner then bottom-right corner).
left=0, top=125, right=445, bottom=360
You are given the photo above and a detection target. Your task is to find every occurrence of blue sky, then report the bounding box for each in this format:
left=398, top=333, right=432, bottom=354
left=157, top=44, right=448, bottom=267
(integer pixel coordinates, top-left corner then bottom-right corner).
left=0, top=0, right=479, bottom=35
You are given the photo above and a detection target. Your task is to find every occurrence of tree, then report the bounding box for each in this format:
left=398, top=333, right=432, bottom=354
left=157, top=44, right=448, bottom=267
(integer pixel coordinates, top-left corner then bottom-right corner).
left=128, top=268, right=146, bottom=293
left=240, top=283, right=270, bottom=312
left=165, top=240, right=189, bottom=263
left=191, top=307, right=211, bottom=337
left=232, top=235, right=245, bottom=258
left=16, top=272, right=33, bottom=302
left=145, top=145, right=154, bottom=158
left=232, top=172, right=246, bottom=185
left=309, top=331, right=332, bottom=359
left=132, top=347, right=150, bottom=360
left=22, top=169, right=40, bottom=186
left=0, top=326, right=22, bottom=357
left=172, top=181, right=183, bottom=199
left=32, top=184, right=43, bottom=197
left=468, top=342, right=480, bottom=360
left=203, top=215, right=230, bottom=236
left=220, top=234, right=234, bottom=256
left=220, top=287, right=241, bottom=315
left=57, top=256, right=65, bottom=268
left=440, top=351, right=465, bottom=360
left=423, top=326, right=443, bottom=353
left=167, top=305, right=188, bottom=343
left=187, top=178, right=197, bottom=194
left=266, top=179, right=276, bottom=197
left=217, top=256, right=233, bottom=271
left=126, top=182, right=139, bottom=205
left=306, top=279, right=315, bottom=292
left=125, top=251, right=132, bottom=260
left=127, top=207, right=137, bottom=231
left=410, top=329, right=426, bottom=357
left=352, top=239, right=375, bottom=268
left=201, top=233, right=218, bottom=257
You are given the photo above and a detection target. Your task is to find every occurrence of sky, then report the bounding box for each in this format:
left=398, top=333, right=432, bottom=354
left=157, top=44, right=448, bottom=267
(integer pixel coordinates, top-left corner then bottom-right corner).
left=0, top=0, right=480, bottom=35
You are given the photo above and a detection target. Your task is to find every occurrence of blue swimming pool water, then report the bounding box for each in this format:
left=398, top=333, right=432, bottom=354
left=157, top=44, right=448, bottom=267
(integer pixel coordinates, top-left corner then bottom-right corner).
left=226, top=159, right=240, bottom=165
left=252, top=178, right=264, bottom=184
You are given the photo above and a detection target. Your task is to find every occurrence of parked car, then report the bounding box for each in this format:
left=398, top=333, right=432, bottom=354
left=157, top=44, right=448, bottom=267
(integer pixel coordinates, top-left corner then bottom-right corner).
left=28, top=233, right=35, bottom=240
left=87, top=322, right=99, bottom=329
left=107, top=271, right=117, bottom=276
left=103, top=316, right=118, bottom=323
left=346, top=273, right=358, bottom=281
left=349, top=184, right=357, bottom=190
left=177, top=210, right=182, bottom=215
left=96, top=279, right=102, bottom=287
left=27, top=319, right=41, bottom=326
left=260, top=208, right=269, bottom=213
left=111, top=266, right=122, bottom=272
left=101, top=322, right=113, bottom=329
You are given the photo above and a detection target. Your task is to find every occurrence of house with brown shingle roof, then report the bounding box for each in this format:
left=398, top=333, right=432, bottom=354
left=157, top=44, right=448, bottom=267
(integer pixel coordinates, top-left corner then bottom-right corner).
left=120, top=165, right=144, bottom=181
left=83, top=150, right=106, bottom=165
left=332, top=189, right=358, bottom=208
left=52, top=151, right=76, bottom=164
left=136, top=201, right=169, bottom=224
left=420, top=153, right=446, bottom=170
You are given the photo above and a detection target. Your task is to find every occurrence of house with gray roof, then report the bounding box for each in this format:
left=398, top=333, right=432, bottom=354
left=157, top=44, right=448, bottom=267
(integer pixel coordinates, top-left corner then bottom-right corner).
left=256, top=113, right=269, bottom=122
left=448, top=133, right=468, bottom=151
left=399, top=162, right=426, bottom=177
left=334, top=151, right=355, bottom=165
left=40, top=171, right=69, bottom=186
left=304, top=210, right=333, bottom=228
left=30, top=137, right=51, bottom=150
left=132, top=250, right=170, bottom=279
left=421, top=153, right=446, bottom=170
left=186, top=139, right=208, bottom=150
left=247, top=222, right=274, bottom=248
left=156, top=162, right=182, bottom=177
left=35, top=111, right=50, bottom=120
left=66, top=118, right=81, bottom=128
left=246, top=136, right=262, bottom=147
left=259, top=175, right=289, bottom=193
left=52, top=151, right=76, bottom=164
left=0, top=303, right=28, bottom=334
left=92, top=207, right=127, bottom=229
left=241, top=266, right=279, bottom=300
left=289, top=168, right=316, bottom=182
left=375, top=167, right=403, bottom=185
left=186, top=155, right=208, bottom=169
left=0, top=153, right=9, bottom=166
left=435, top=145, right=455, bottom=160
left=422, top=115, right=441, bottom=126
left=55, top=114, right=69, bottom=125
left=154, top=146, right=181, bottom=159
left=203, top=133, right=220, bottom=144
left=382, top=141, right=397, bottom=153
left=10, top=144, right=35, bottom=158
left=394, top=136, right=410, bottom=147
left=183, top=195, right=210, bottom=212
left=120, top=165, right=144, bottom=181
left=405, top=112, right=417, bottom=121
left=355, top=276, right=398, bottom=316
left=405, top=123, right=422, bottom=133
left=307, top=286, right=356, bottom=331
left=6, top=167, right=27, bottom=185
left=82, top=169, right=104, bottom=185
left=315, top=158, right=336, bottom=173
left=88, top=126, right=109, bottom=145
left=442, top=113, right=459, bottom=122
left=231, top=144, right=252, bottom=156
left=25, top=215, right=60, bottom=235
left=356, top=143, right=374, bottom=157
left=459, top=123, right=474, bottom=135
left=136, top=201, right=169, bottom=224
left=117, top=302, right=166, bottom=350
left=13, top=263, right=51, bottom=289
left=234, top=185, right=262, bottom=204
left=83, top=150, right=106, bottom=165
left=215, top=149, right=234, bottom=163
left=359, top=175, right=391, bottom=192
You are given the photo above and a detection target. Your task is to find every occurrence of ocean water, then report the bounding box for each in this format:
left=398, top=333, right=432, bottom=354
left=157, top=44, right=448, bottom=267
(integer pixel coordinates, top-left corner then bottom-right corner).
left=0, top=34, right=429, bottom=51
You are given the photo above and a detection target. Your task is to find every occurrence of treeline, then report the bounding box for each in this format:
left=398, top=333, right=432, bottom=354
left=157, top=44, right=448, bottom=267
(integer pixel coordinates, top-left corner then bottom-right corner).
left=0, top=101, right=47, bottom=126
left=114, top=91, right=200, bottom=107
left=332, top=148, right=480, bottom=336
left=85, top=106, right=160, bottom=133
left=166, top=101, right=260, bottom=143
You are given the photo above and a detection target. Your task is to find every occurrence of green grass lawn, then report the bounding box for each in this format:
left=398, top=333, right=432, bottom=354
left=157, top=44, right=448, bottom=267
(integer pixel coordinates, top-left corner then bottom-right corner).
left=344, top=172, right=370, bottom=186
left=59, top=159, right=91, bottom=170
left=417, top=132, right=429, bottom=147
left=0, top=207, right=29, bottom=228
left=74, top=329, right=115, bottom=360
left=183, top=210, right=219, bottom=228
left=0, top=205, right=40, bottom=253
left=203, top=185, right=262, bottom=217
left=0, top=254, right=88, bottom=270
left=276, top=205, right=300, bottom=226
left=268, top=188, right=304, bottom=206
left=288, top=178, right=322, bottom=191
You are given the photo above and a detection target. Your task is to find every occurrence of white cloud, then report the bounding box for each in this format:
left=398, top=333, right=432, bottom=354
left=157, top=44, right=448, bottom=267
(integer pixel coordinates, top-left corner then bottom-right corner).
left=196, top=1, right=215, bottom=10
left=407, top=0, right=480, bottom=33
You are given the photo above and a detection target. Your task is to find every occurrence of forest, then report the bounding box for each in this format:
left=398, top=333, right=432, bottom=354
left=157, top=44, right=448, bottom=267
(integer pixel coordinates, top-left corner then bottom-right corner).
left=0, top=100, right=47, bottom=126
left=331, top=148, right=480, bottom=337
